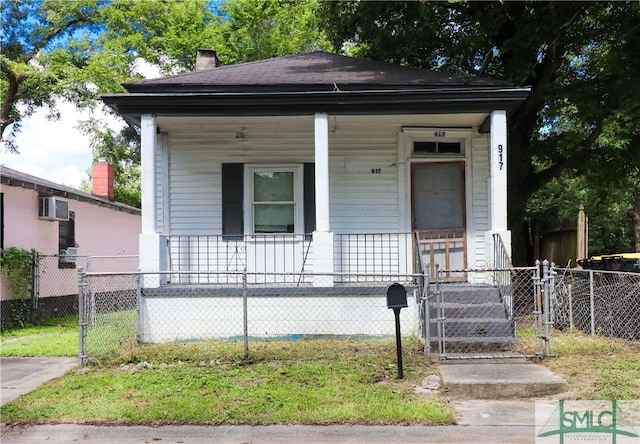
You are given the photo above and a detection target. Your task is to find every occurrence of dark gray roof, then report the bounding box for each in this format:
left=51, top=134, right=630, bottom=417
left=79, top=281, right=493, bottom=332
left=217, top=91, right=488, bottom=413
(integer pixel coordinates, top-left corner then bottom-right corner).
left=103, top=51, right=529, bottom=123
left=125, top=51, right=510, bottom=92
left=0, top=166, right=140, bottom=214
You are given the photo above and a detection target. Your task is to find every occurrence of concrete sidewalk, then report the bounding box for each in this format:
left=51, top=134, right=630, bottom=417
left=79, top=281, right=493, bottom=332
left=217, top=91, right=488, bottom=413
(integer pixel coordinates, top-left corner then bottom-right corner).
left=1, top=399, right=540, bottom=443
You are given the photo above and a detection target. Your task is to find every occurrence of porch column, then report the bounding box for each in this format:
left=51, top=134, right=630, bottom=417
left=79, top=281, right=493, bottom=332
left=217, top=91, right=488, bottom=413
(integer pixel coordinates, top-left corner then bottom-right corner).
left=313, top=112, right=334, bottom=286
left=139, top=114, right=163, bottom=279
left=485, top=110, right=512, bottom=266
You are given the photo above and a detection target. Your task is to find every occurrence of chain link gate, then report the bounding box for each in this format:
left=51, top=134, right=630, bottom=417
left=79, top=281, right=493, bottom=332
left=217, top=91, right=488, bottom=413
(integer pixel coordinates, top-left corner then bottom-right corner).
left=426, top=265, right=550, bottom=361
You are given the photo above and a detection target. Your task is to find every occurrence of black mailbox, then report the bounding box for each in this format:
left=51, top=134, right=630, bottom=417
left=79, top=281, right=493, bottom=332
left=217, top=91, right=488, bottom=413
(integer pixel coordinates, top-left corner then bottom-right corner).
left=386, top=283, right=408, bottom=309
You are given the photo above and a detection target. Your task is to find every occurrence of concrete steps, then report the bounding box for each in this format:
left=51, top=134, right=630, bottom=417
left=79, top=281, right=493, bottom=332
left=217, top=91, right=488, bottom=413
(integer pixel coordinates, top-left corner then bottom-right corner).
left=439, top=362, right=568, bottom=398
left=429, top=285, right=518, bottom=353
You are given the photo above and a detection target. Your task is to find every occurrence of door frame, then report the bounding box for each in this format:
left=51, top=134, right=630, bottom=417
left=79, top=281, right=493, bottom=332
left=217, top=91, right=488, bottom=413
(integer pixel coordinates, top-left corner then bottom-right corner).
left=411, top=161, right=468, bottom=281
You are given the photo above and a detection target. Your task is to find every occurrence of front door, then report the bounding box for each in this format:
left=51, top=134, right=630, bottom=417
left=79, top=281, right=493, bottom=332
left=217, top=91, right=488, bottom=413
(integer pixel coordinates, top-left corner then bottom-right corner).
left=412, top=163, right=467, bottom=281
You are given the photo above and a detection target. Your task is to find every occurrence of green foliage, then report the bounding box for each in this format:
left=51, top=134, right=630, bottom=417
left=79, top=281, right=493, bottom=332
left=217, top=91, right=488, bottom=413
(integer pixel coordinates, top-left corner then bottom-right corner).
left=212, top=0, right=330, bottom=64
left=528, top=173, right=636, bottom=256
left=0, top=247, right=36, bottom=328
left=317, top=1, right=640, bottom=263
left=0, top=247, right=34, bottom=300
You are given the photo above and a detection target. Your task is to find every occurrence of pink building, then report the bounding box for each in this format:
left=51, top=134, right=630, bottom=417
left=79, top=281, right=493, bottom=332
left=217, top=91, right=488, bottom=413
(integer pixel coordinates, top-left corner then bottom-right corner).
left=1, top=163, right=140, bottom=312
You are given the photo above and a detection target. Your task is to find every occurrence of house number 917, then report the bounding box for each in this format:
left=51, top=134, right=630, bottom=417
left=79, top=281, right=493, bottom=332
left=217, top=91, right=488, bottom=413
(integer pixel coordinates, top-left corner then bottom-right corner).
left=498, top=144, right=504, bottom=170
left=371, top=168, right=381, bottom=174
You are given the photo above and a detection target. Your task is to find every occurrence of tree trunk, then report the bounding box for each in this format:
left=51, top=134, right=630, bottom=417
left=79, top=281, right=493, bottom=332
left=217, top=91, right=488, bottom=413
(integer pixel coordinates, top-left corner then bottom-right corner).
left=633, top=179, right=640, bottom=253
left=506, top=108, right=537, bottom=266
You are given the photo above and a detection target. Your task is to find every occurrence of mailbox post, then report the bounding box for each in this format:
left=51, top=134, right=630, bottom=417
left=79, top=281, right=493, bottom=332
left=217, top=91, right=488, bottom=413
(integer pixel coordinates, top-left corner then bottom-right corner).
left=386, top=283, right=408, bottom=379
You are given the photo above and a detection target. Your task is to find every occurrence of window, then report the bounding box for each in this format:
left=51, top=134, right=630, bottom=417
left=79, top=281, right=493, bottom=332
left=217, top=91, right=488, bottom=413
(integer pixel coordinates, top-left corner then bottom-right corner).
left=253, top=171, right=295, bottom=233
left=248, top=166, right=303, bottom=234
left=58, top=211, right=76, bottom=268
left=402, top=127, right=468, bottom=157
left=413, top=141, right=462, bottom=154
left=222, top=163, right=315, bottom=237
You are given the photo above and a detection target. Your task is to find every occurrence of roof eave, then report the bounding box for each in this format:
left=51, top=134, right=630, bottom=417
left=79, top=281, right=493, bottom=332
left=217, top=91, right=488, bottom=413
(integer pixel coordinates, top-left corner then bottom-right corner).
left=102, top=87, right=531, bottom=125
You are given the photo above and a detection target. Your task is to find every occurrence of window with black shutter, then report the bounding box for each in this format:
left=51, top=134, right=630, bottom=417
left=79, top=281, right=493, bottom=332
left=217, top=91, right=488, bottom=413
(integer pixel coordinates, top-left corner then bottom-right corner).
left=222, top=163, right=316, bottom=237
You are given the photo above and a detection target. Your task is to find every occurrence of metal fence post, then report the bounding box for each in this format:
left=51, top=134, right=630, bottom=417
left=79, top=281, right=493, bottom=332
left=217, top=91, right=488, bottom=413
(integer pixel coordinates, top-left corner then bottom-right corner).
left=542, top=260, right=551, bottom=356
left=78, top=267, right=87, bottom=367
left=435, top=265, right=446, bottom=360
left=589, top=269, right=595, bottom=335
left=533, top=260, right=542, bottom=358
left=242, top=269, right=249, bottom=360
left=136, top=271, right=142, bottom=343
left=546, top=262, right=555, bottom=356
left=422, top=269, right=431, bottom=364
left=30, top=251, right=39, bottom=324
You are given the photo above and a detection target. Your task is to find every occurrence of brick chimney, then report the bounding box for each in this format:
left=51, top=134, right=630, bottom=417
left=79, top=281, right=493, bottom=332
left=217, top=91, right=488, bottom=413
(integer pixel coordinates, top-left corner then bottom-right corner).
left=92, top=159, right=114, bottom=201
left=195, top=49, right=221, bottom=70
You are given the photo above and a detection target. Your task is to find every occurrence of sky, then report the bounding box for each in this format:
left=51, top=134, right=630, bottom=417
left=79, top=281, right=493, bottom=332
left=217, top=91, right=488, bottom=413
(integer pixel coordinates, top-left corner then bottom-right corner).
left=1, top=103, right=122, bottom=189
left=1, top=60, right=159, bottom=190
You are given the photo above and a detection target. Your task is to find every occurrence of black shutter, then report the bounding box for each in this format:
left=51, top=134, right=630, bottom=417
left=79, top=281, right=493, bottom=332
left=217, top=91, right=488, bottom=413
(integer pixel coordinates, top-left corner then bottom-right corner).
left=222, top=163, right=244, bottom=237
left=303, top=163, right=316, bottom=234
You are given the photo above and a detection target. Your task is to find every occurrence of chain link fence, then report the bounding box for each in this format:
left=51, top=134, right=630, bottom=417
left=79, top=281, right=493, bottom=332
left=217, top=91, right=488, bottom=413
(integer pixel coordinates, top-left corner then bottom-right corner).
left=79, top=271, right=423, bottom=365
left=1, top=253, right=138, bottom=329
left=551, top=267, right=640, bottom=341
left=76, top=263, right=640, bottom=365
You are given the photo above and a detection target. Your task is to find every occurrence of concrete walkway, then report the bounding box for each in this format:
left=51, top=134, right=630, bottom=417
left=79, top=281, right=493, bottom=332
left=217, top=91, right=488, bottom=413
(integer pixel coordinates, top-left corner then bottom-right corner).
left=0, top=357, right=77, bottom=406
left=439, top=360, right=568, bottom=398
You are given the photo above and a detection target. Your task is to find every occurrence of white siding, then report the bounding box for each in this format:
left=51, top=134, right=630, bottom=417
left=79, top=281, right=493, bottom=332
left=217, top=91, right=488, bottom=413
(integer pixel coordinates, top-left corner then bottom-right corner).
left=329, top=122, right=400, bottom=233
left=470, top=133, right=490, bottom=267
left=164, top=117, right=315, bottom=234
left=161, top=116, right=402, bottom=236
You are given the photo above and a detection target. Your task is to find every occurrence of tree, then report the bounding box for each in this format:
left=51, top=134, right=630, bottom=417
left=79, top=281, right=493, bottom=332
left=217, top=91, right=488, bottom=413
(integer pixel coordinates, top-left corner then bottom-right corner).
left=318, top=1, right=640, bottom=263
left=2, top=0, right=329, bottom=207
left=1, top=0, right=217, bottom=206
left=211, top=0, right=330, bottom=64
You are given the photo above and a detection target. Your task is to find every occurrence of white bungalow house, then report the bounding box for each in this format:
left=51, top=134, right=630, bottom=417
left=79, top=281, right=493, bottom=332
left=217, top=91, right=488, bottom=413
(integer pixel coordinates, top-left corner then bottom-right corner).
left=102, top=51, right=529, bottom=343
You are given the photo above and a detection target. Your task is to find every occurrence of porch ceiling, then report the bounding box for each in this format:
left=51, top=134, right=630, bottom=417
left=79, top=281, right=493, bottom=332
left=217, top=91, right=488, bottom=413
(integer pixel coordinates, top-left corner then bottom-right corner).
left=155, top=114, right=490, bottom=135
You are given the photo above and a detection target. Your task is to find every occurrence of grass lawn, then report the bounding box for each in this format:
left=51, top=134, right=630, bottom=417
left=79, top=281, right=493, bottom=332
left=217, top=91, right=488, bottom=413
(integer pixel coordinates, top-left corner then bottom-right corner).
left=0, top=338, right=452, bottom=425
left=1, top=316, right=78, bottom=357
left=518, top=327, right=640, bottom=400
left=2, top=322, right=639, bottom=426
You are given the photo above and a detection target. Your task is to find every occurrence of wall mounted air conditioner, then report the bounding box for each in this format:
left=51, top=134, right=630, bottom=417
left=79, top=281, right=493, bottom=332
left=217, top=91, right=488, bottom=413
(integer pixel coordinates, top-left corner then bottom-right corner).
left=61, top=247, right=78, bottom=263
left=39, top=196, right=69, bottom=221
